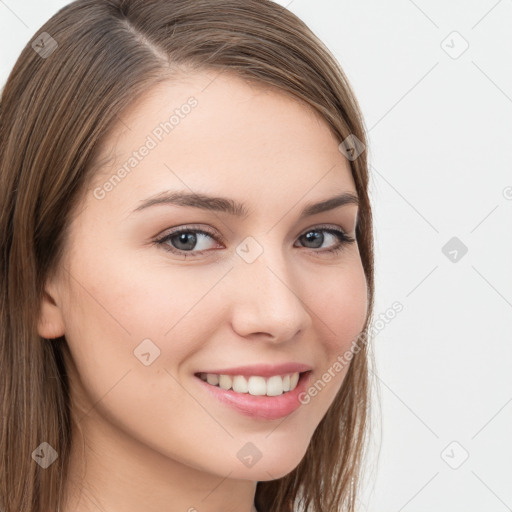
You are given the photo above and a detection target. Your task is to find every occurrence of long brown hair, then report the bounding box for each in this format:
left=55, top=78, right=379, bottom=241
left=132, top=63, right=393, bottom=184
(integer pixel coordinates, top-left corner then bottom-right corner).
left=0, top=1, right=375, bottom=510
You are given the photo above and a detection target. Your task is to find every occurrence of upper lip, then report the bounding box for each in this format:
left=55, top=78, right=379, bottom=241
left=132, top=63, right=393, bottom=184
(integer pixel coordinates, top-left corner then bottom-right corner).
left=196, top=363, right=312, bottom=378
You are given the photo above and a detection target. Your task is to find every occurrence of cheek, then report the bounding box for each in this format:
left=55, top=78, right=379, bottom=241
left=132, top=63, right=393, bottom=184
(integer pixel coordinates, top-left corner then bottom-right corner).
left=63, top=239, right=224, bottom=345
left=312, top=256, right=368, bottom=357
left=59, top=245, right=231, bottom=413
left=298, top=256, right=368, bottom=414
left=59, top=254, right=236, bottom=468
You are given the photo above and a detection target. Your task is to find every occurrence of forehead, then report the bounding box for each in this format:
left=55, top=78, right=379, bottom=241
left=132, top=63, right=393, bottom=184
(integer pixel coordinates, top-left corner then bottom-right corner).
left=87, top=70, right=356, bottom=214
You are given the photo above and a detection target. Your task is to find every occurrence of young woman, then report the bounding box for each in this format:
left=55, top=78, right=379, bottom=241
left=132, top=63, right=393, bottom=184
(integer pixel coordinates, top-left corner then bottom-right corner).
left=0, top=1, right=375, bottom=511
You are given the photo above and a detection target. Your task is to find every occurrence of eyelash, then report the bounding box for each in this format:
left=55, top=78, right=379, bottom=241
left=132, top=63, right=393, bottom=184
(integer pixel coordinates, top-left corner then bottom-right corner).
left=154, top=224, right=356, bottom=259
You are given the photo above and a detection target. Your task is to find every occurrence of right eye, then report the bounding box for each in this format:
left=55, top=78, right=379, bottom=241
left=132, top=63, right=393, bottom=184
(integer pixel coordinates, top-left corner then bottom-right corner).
left=154, top=225, right=223, bottom=258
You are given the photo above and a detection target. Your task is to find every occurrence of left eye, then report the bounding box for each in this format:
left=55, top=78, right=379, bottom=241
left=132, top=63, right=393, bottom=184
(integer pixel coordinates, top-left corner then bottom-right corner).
left=155, top=225, right=355, bottom=258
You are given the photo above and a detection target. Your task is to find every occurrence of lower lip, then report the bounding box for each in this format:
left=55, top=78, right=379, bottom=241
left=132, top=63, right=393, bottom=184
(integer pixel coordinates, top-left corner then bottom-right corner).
left=196, top=371, right=313, bottom=420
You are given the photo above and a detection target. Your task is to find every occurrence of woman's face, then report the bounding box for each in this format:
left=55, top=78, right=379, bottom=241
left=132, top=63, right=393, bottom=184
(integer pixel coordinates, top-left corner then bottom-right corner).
left=40, top=70, right=368, bottom=482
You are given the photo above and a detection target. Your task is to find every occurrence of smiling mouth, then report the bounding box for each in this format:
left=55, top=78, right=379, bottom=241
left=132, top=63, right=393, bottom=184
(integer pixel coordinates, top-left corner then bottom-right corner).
left=195, top=371, right=307, bottom=397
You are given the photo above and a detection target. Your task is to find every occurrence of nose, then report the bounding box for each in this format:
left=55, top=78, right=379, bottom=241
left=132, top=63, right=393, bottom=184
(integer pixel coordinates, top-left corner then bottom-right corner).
left=229, top=247, right=313, bottom=343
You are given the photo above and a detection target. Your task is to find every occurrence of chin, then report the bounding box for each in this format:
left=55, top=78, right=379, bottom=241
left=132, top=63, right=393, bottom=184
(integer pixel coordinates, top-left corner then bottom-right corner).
left=229, top=440, right=310, bottom=481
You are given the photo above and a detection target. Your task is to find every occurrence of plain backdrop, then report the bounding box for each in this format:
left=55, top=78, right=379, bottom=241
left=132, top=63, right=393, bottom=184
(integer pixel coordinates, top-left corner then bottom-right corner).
left=1, top=1, right=511, bottom=511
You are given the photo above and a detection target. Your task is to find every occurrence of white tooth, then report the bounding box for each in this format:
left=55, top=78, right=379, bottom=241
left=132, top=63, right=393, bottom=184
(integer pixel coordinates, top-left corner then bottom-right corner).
left=219, top=374, right=233, bottom=390
left=200, top=372, right=207, bottom=381
left=289, top=372, right=299, bottom=391
left=206, top=373, right=219, bottom=386
left=248, top=376, right=267, bottom=396
left=232, top=375, right=249, bottom=393
left=282, top=374, right=291, bottom=392
left=266, top=375, right=283, bottom=396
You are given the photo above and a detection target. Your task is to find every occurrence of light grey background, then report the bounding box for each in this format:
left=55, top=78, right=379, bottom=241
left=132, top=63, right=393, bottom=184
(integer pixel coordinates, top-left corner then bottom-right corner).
left=1, top=1, right=511, bottom=511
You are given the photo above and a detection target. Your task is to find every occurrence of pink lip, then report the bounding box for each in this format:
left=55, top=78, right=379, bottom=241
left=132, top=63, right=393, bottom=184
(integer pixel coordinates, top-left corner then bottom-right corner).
left=197, top=362, right=312, bottom=378
left=195, top=370, right=313, bottom=420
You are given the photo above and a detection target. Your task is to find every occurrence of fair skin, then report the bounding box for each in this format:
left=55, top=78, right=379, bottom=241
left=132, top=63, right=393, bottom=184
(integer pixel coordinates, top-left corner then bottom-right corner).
left=38, top=70, right=368, bottom=512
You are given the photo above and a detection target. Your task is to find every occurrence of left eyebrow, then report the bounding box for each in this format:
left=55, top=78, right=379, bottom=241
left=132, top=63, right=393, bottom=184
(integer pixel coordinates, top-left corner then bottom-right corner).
left=130, top=190, right=359, bottom=219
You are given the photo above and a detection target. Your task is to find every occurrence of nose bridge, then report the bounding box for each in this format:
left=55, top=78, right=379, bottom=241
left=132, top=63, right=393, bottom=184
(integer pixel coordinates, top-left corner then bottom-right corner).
left=229, top=238, right=312, bottom=340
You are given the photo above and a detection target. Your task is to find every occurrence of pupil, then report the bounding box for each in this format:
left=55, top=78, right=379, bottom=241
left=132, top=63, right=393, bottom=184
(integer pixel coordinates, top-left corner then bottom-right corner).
left=305, top=231, right=322, bottom=248
left=175, top=232, right=196, bottom=250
